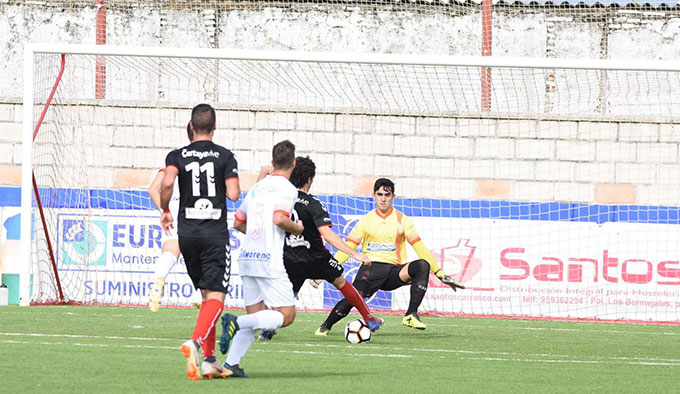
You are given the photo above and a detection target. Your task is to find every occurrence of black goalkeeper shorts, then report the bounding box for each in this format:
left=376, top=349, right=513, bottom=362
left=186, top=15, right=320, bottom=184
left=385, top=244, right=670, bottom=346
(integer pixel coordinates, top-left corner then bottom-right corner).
left=284, top=256, right=344, bottom=294
left=352, top=261, right=410, bottom=298
left=178, top=235, right=231, bottom=293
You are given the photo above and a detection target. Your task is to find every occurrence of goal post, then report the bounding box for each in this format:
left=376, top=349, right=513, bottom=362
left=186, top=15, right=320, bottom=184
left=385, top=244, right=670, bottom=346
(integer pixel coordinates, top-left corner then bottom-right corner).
left=22, top=43, right=680, bottom=323
left=19, top=45, right=35, bottom=307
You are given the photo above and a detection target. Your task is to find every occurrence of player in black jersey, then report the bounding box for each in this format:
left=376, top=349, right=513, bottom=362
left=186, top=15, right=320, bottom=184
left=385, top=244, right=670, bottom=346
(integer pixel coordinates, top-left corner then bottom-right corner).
left=160, top=104, right=240, bottom=380
left=258, top=157, right=383, bottom=341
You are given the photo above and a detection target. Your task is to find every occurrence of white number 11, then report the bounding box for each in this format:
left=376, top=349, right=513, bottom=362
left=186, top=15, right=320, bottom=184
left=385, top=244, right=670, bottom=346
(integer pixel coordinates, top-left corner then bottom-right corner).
left=185, top=161, right=216, bottom=197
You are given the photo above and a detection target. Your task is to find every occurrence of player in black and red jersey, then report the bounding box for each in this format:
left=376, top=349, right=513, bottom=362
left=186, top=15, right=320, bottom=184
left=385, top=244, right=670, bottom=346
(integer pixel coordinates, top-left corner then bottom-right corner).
left=259, top=156, right=383, bottom=341
left=160, top=103, right=239, bottom=380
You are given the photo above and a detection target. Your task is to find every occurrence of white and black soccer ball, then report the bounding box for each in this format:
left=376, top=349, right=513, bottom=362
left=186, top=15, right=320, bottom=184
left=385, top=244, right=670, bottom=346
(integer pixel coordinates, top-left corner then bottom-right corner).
left=344, top=319, right=372, bottom=344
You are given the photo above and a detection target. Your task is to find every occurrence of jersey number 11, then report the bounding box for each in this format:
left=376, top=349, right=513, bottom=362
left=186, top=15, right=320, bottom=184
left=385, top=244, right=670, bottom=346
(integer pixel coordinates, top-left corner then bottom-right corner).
left=185, top=161, right=216, bottom=197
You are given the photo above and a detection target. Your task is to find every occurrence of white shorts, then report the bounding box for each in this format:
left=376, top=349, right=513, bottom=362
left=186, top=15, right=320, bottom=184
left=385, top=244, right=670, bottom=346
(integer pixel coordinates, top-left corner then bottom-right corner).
left=241, top=275, right=295, bottom=308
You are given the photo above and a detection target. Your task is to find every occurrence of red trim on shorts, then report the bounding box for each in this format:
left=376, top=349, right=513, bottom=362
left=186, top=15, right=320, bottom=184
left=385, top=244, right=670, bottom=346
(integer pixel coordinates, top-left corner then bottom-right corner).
left=158, top=168, right=166, bottom=173
left=234, top=217, right=246, bottom=224
left=274, top=209, right=290, bottom=217
left=317, top=224, right=332, bottom=230
left=165, top=164, right=178, bottom=171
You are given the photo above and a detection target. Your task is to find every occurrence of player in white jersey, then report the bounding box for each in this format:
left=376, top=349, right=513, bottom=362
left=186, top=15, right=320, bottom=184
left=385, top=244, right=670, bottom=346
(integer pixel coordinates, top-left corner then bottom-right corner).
left=218, top=140, right=303, bottom=378
left=147, top=124, right=198, bottom=311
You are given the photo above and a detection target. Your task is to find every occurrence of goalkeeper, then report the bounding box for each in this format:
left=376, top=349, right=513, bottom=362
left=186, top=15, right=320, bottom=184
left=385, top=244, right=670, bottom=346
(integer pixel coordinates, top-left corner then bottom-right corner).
left=316, top=178, right=464, bottom=334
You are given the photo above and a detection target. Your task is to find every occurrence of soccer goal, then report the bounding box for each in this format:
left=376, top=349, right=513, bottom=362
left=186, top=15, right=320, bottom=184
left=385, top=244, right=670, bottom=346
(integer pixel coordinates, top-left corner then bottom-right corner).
left=22, top=44, right=680, bottom=323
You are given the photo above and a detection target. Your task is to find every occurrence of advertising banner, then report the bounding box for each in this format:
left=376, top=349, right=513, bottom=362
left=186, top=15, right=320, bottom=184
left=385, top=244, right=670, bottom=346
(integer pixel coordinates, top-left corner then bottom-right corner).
left=44, top=207, right=680, bottom=321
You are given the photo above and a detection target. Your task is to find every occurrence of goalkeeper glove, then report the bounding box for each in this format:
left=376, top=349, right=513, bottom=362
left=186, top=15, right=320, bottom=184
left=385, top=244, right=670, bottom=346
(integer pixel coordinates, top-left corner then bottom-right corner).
left=435, top=270, right=465, bottom=291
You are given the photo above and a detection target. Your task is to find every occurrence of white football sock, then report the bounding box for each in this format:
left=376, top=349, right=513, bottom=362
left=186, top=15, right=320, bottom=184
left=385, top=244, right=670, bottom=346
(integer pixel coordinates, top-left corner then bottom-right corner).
left=225, top=328, right=255, bottom=366
left=236, top=310, right=284, bottom=331
left=154, top=252, right=177, bottom=278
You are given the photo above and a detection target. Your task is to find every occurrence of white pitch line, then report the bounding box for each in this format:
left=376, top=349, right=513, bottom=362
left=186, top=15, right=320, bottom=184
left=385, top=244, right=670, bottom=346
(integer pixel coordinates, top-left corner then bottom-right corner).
left=407, top=321, right=680, bottom=337
left=464, top=357, right=607, bottom=364
left=2, top=339, right=177, bottom=350
left=291, top=318, right=680, bottom=337
left=463, top=356, right=680, bottom=366
left=33, top=312, right=680, bottom=336
left=0, top=332, right=176, bottom=341
left=0, top=339, right=411, bottom=358
left=293, top=342, right=680, bottom=363
left=506, top=326, right=680, bottom=336
left=248, top=348, right=411, bottom=358
left=2, top=332, right=678, bottom=364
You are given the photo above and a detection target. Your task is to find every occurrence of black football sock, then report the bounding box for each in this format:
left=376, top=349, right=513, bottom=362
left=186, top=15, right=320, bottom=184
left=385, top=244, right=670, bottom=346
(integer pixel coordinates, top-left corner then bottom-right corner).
left=405, top=259, right=430, bottom=316
left=322, top=298, right=353, bottom=329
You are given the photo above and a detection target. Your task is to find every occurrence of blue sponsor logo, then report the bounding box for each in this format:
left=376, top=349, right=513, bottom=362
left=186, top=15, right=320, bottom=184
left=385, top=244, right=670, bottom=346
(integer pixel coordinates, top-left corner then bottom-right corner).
left=61, top=219, right=108, bottom=266
left=112, top=224, right=162, bottom=249
left=239, top=250, right=272, bottom=260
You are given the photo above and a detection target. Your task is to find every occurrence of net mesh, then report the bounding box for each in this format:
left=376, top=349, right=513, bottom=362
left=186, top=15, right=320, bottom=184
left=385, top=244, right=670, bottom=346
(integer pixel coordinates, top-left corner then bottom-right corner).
left=29, top=49, right=680, bottom=322
left=3, top=1, right=680, bottom=101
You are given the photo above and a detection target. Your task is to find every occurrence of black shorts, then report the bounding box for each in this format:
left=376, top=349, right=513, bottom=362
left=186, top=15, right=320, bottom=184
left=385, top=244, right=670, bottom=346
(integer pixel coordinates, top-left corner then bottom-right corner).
left=352, top=261, right=409, bottom=297
left=284, top=256, right=344, bottom=294
left=178, top=235, right=231, bottom=293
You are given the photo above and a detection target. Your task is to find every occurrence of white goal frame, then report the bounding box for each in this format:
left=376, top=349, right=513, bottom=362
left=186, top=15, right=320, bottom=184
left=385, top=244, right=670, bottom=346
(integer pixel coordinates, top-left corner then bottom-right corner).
left=20, top=43, right=680, bottom=310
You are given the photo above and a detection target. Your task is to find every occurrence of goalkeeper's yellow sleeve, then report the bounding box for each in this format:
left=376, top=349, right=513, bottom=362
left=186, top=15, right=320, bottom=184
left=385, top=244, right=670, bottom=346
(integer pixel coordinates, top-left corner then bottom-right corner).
left=412, top=240, right=443, bottom=275
left=333, top=239, right=359, bottom=265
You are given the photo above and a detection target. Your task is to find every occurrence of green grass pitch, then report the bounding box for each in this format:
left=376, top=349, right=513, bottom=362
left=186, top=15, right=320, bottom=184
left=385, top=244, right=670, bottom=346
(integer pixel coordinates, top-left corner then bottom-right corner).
left=1, top=306, right=678, bottom=393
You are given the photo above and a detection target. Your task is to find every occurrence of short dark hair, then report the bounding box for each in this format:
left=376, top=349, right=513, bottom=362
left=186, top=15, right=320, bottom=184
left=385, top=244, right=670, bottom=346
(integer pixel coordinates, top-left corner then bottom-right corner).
left=272, top=140, right=296, bottom=169
left=186, top=122, right=194, bottom=141
left=290, top=156, right=315, bottom=188
left=373, top=178, right=395, bottom=194
left=190, top=104, right=216, bottom=134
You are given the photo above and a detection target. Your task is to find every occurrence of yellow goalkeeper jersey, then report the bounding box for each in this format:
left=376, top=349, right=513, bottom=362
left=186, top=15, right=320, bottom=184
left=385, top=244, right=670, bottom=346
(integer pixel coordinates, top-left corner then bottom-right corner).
left=345, top=207, right=421, bottom=266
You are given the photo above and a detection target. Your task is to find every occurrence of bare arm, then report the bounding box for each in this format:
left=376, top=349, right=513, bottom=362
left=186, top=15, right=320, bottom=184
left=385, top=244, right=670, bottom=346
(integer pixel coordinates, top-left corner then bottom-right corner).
left=333, top=239, right=360, bottom=265
left=160, top=166, right=178, bottom=211
left=225, top=177, right=240, bottom=202
left=273, top=211, right=303, bottom=235
left=160, top=166, right=179, bottom=235
left=147, top=171, right=164, bottom=210
left=256, top=165, right=274, bottom=182
left=319, top=226, right=370, bottom=265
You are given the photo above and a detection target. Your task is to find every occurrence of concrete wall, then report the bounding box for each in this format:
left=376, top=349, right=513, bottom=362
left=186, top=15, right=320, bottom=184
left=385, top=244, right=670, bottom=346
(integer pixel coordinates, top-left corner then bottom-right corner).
left=3, top=101, right=679, bottom=205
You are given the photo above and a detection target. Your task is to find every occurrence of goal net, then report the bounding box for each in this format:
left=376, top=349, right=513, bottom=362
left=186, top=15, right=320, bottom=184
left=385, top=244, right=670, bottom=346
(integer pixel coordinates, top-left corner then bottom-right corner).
left=23, top=44, right=680, bottom=323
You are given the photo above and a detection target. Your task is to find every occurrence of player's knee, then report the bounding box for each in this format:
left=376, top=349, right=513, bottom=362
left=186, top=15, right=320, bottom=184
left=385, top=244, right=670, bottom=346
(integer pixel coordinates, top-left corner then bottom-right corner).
left=408, top=259, right=430, bottom=278
left=332, top=276, right=346, bottom=288
left=281, top=308, right=296, bottom=327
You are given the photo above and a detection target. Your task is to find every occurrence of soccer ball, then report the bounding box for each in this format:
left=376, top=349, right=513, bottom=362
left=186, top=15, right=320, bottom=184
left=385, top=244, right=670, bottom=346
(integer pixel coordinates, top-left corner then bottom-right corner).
left=344, top=319, right=372, bottom=344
